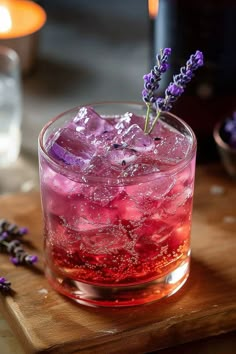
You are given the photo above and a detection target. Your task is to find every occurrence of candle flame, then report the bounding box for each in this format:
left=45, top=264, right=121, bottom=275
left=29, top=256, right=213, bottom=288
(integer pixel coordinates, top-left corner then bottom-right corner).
left=148, top=0, right=159, bottom=19
left=0, top=5, right=12, bottom=33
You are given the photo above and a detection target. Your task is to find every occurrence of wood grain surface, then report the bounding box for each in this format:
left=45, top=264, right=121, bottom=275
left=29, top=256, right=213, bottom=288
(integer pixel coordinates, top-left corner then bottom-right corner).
left=0, top=164, right=236, bottom=354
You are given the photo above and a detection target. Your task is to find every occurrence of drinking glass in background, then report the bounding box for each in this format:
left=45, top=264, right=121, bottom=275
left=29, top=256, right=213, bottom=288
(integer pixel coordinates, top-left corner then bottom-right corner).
left=0, top=46, right=22, bottom=167
left=39, top=102, right=197, bottom=307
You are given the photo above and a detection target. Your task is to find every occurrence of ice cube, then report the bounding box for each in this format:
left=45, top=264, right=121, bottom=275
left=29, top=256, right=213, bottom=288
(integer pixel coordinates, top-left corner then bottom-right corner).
left=121, top=124, right=154, bottom=152
left=126, top=176, right=175, bottom=201
left=169, top=162, right=195, bottom=196
left=151, top=124, right=191, bottom=166
left=73, top=106, right=113, bottom=137
left=121, top=162, right=160, bottom=177
left=79, top=225, right=130, bottom=254
left=110, top=190, right=143, bottom=221
left=63, top=194, right=119, bottom=232
left=114, top=112, right=133, bottom=133
left=134, top=219, right=173, bottom=260
left=114, top=112, right=145, bottom=133
left=106, top=148, right=138, bottom=167
left=164, top=187, right=193, bottom=215
left=42, top=166, right=81, bottom=195
left=82, top=183, right=123, bottom=207
left=125, top=176, right=176, bottom=214
left=49, top=126, right=95, bottom=167
left=129, top=114, right=145, bottom=130
left=41, top=166, right=82, bottom=216
left=84, top=156, right=120, bottom=178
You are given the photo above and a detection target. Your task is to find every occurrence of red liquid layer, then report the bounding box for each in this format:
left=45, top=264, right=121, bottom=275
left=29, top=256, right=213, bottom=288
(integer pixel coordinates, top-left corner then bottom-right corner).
left=44, top=193, right=192, bottom=287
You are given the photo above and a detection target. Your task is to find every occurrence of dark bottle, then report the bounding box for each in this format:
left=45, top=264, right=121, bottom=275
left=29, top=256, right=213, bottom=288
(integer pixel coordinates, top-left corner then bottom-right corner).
left=151, top=0, right=236, bottom=162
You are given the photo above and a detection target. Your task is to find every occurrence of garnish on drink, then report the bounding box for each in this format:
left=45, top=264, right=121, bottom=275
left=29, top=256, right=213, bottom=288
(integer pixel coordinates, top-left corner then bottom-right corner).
left=142, top=49, right=204, bottom=134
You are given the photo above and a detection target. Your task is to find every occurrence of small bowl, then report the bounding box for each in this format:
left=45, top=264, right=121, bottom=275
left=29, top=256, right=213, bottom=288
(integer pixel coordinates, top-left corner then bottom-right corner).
left=213, top=121, right=236, bottom=178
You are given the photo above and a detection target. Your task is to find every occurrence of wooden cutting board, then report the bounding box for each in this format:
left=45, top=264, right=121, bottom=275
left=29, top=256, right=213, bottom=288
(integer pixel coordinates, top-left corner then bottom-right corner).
left=0, top=164, right=236, bottom=354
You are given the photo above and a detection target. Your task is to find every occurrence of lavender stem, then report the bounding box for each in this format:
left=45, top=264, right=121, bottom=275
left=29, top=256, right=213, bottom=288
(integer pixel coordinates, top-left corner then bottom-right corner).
left=148, top=109, right=161, bottom=134
left=142, top=48, right=171, bottom=133
left=144, top=103, right=151, bottom=133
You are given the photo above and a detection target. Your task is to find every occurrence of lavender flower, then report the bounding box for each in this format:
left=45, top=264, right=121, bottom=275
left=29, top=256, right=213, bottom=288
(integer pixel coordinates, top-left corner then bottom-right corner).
left=0, top=219, right=28, bottom=237
left=157, top=50, right=204, bottom=113
left=0, top=220, right=37, bottom=294
left=0, top=231, right=8, bottom=242
left=142, top=48, right=171, bottom=104
left=0, top=277, right=11, bottom=293
left=142, top=48, right=171, bottom=132
left=7, top=240, right=38, bottom=266
left=0, top=219, right=38, bottom=266
left=147, top=50, right=204, bottom=134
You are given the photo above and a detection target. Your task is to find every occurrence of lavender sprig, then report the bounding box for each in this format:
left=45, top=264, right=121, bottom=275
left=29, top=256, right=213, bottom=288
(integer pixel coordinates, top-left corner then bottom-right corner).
left=6, top=240, right=38, bottom=266
left=0, top=219, right=28, bottom=238
left=142, top=48, right=171, bottom=133
left=0, top=220, right=38, bottom=266
left=143, top=50, right=204, bottom=134
left=0, top=220, right=37, bottom=294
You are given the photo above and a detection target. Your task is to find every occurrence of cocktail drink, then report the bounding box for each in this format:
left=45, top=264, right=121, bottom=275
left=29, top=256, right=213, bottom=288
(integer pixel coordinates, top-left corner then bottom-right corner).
left=39, top=48, right=203, bottom=306
left=38, top=102, right=196, bottom=307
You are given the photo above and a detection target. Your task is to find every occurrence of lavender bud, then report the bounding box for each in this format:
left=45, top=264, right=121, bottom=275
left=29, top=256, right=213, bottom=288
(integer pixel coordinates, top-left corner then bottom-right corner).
left=0, top=277, right=11, bottom=292
left=144, top=48, right=204, bottom=134
left=142, top=48, right=171, bottom=104
left=19, top=227, right=28, bottom=235
left=25, top=255, right=38, bottom=264
left=144, top=82, right=152, bottom=90
left=0, top=232, right=8, bottom=241
left=168, top=83, right=184, bottom=96
left=10, top=257, right=20, bottom=265
left=160, top=63, right=169, bottom=73
left=163, top=47, right=171, bottom=56
left=143, top=74, right=150, bottom=81
left=156, top=98, right=165, bottom=110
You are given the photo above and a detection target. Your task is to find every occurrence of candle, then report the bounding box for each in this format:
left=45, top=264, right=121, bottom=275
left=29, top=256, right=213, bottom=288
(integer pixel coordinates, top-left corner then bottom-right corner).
left=148, top=0, right=159, bottom=19
left=148, top=0, right=159, bottom=67
left=0, top=0, right=46, bottom=74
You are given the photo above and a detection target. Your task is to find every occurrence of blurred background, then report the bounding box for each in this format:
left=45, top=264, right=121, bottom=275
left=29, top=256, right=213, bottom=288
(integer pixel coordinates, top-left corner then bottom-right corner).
left=1, top=0, right=236, bottom=192
left=0, top=2, right=236, bottom=354
left=22, top=0, right=149, bottom=154
left=0, top=0, right=149, bottom=194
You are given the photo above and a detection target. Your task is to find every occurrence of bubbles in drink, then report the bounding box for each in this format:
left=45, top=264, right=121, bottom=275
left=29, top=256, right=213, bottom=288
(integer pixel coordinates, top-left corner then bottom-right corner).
left=41, top=106, right=195, bottom=291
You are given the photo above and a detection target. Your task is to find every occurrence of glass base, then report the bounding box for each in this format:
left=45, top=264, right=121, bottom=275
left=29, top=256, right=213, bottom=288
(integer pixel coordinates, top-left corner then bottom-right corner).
left=45, top=257, right=190, bottom=307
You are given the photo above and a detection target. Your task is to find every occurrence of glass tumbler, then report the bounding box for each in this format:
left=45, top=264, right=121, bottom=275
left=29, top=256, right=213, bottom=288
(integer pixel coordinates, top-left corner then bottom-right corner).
left=0, top=46, right=22, bottom=167
left=38, top=102, right=197, bottom=307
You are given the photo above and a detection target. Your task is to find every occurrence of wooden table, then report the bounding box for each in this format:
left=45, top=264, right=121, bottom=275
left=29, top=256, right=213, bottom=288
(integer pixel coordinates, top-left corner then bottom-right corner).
left=0, top=163, right=236, bottom=354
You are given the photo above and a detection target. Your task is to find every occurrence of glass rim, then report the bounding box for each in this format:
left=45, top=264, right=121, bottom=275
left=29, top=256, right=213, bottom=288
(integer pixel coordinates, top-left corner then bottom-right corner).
left=38, top=101, right=197, bottom=185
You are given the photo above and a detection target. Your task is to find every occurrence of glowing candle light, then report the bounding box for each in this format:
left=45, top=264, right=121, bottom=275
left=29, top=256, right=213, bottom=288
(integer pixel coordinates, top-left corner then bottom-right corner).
left=0, top=5, right=12, bottom=33
left=0, top=1, right=46, bottom=39
left=148, top=0, right=159, bottom=19
left=0, top=0, right=46, bottom=74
